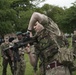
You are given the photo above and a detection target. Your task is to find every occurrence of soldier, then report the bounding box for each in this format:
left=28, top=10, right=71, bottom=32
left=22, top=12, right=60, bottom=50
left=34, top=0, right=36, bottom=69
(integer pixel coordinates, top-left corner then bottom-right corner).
left=15, top=32, right=26, bottom=75
left=72, top=30, right=76, bottom=57
left=26, top=12, right=71, bottom=75
left=9, top=37, right=17, bottom=75
left=71, top=29, right=76, bottom=74
left=1, top=36, right=14, bottom=75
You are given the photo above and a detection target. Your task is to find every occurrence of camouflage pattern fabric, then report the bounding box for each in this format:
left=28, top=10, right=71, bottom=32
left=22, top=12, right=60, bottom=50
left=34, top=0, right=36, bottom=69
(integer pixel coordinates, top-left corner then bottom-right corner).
left=15, top=46, right=26, bottom=75
left=34, top=23, right=71, bottom=75
left=28, top=13, right=71, bottom=75
left=1, top=43, right=14, bottom=75
left=13, top=39, right=26, bottom=75
left=16, top=54, right=25, bottom=75
left=46, top=66, right=70, bottom=75
left=41, top=17, right=61, bottom=36
left=72, top=34, right=76, bottom=56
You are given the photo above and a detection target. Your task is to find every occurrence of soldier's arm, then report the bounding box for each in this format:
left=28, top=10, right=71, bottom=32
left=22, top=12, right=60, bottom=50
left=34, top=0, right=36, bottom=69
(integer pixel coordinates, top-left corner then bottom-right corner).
left=25, top=45, right=37, bottom=67
left=1, top=45, right=8, bottom=59
left=28, top=12, right=47, bottom=31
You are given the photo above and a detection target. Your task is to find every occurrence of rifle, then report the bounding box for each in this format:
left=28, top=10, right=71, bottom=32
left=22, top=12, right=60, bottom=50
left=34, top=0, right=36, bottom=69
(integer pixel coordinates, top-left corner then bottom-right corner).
left=1, top=33, right=37, bottom=74
left=3, top=37, right=38, bottom=51
left=3, top=32, right=38, bottom=60
left=3, top=33, right=38, bottom=75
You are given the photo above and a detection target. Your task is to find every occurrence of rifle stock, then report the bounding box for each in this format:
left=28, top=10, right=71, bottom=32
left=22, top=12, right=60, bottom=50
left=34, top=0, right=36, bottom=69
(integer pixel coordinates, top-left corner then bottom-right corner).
left=3, top=36, right=38, bottom=51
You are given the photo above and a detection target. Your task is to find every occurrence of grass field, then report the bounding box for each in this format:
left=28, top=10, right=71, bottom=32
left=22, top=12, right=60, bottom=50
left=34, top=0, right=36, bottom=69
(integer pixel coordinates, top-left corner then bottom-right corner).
left=0, top=54, right=35, bottom=75
left=0, top=37, right=76, bottom=75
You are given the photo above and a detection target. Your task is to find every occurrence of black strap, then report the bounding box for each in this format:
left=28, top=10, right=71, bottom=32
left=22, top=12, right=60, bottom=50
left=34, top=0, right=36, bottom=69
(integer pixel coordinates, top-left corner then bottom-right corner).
left=27, top=29, right=32, bottom=32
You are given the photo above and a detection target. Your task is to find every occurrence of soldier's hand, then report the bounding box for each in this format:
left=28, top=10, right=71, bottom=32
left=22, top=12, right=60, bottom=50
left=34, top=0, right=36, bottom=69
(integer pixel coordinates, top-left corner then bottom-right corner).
left=25, top=44, right=31, bottom=54
left=11, top=57, right=14, bottom=61
left=5, top=56, right=8, bottom=60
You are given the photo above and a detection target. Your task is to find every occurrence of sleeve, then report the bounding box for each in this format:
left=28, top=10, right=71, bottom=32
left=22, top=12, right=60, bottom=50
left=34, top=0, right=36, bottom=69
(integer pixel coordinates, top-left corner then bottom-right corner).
left=28, top=12, right=45, bottom=31
left=1, top=44, right=7, bottom=58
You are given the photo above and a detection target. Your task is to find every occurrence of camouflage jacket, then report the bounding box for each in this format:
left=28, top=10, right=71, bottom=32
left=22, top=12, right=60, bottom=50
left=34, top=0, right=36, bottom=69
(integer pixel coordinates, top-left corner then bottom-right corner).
left=72, top=34, right=76, bottom=48
left=12, top=39, right=25, bottom=55
left=1, top=43, right=12, bottom=58
left=34, top=29, right=58, bottom=63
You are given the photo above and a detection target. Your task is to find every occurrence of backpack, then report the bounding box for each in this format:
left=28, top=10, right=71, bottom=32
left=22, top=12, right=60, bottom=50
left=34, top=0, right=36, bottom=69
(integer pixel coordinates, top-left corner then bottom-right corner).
left=53, top=36, right=74, bottom=66
left=57, top=47, right=74, bottom=66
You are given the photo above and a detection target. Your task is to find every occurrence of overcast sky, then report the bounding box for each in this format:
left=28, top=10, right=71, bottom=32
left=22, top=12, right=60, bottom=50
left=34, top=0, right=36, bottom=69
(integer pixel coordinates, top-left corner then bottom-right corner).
left=38, top=0, right=76, bottom=8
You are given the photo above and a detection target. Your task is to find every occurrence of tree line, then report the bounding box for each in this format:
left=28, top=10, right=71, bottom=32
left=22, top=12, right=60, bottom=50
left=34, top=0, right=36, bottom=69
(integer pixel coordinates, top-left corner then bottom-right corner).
left=0, top=0, right=76, bottom=36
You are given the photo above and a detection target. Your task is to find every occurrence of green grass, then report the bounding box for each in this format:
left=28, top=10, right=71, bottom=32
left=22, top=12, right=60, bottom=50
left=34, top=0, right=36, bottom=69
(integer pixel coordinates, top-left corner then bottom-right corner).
left=24, top=54, right=35, bottom=75
left=67, top=37, right=76, bottom=75
left=0, top=54, right=35, bottom=75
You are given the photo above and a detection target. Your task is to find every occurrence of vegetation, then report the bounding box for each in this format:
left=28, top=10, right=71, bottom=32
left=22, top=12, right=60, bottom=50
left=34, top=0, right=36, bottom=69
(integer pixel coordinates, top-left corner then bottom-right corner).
left=0, top=0, right=76, bottom=36
left=0, top=0, right=45, bottom=36
left=0, top=54, right=34, bottom=75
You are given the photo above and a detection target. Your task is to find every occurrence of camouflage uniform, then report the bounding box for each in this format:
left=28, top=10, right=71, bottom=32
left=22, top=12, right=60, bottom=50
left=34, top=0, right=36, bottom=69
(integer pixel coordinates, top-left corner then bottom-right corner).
left=72, top=34, right=76, bottom=56
left=31, top=15, right=70, bottom=75
left=27, top=12, right=71, bottom=75
left=9, top=41, right=17, bottom=75
left=72, top=33, right=76, bottom=72
left=1, top=43, right=14, bottom=75
left=12, top=32, right=26, bottom=75
left=15, top=42, right=26, bottom=75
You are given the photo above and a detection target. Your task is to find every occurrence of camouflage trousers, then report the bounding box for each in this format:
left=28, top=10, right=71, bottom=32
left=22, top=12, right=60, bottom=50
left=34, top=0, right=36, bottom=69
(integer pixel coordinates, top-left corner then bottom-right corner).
left=16, top=55, right=26, bottom=75
left=46, top=66, right=70, bottom=75
left=73, top=47, right=76, bottom=56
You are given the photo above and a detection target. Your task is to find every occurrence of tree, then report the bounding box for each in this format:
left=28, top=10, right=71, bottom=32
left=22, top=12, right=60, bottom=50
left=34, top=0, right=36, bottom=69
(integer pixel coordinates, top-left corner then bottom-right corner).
left=59, top=3, right=76, bottom=33
left=41, top=4, right=65, bottom=30
left=10, top=0, right=45, bottom=32
left=0, top=0, right=45, bottom=36
left=0, top=0, right=17, bottom=36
